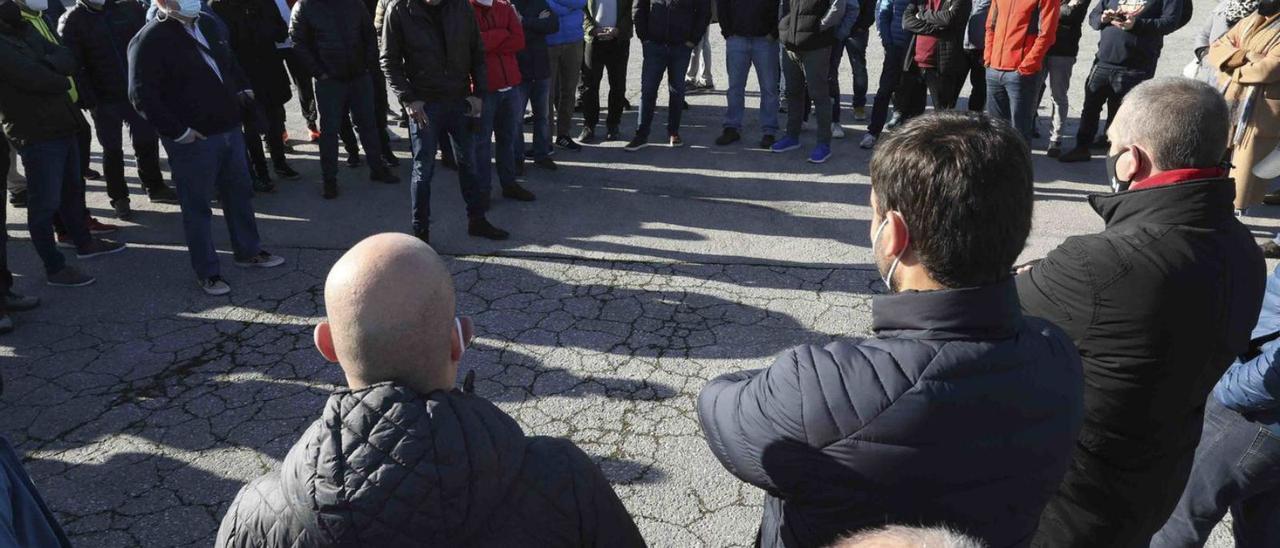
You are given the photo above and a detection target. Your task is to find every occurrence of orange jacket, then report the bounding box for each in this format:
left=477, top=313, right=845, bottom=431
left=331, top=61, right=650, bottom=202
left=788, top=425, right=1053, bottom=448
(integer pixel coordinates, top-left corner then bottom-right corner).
left=983, top=0, right=1059, bottom=75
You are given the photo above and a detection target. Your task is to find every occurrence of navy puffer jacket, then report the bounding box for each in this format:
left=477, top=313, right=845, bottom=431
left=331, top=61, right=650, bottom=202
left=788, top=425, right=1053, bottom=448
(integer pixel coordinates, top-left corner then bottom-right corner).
left=215, top=383, right=646, bottom=547
left=698, top=280, right=1084, bottom=548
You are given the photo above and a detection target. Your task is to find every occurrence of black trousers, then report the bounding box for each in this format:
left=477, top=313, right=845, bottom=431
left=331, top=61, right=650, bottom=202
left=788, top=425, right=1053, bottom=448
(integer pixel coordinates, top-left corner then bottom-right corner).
left=582, top=39, right=630, bottom=130
left=965, top=48, right=986, bottom=112
left=244, top=101, right=289, bottom=176
left=0, top=135, right=10, bottom=309
left=897, top=66, right=961, bottom=119
left=1075, top=64, right=1152, bottom=147
left=282, top=48, right=318, bottom=126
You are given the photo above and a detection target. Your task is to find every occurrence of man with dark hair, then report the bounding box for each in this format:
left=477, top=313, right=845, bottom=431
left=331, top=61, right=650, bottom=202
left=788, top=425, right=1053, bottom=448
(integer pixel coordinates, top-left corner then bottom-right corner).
left=290, top=0, right=398, bottom=199
left=698, top=111, right=1084, bottom=548
left=58, top=0, right=180, bottom=221
left=382, top=0, right=510, bottom=243
left=1019, top=77, right=1266, bottom=546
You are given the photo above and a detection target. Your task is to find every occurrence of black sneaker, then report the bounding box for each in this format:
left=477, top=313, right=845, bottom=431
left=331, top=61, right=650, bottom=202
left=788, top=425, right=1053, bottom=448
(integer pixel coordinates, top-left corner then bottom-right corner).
left=605, top=127, right=622, bottom=141
left=234, top=250, right=286, bottom=268
left=84, top=168, right=102, bottom=180
left=4, top=291, right=39, bottom=311
left=681, top=99, right=690, bottom=111
left=274, top=162, right=301, bottom=180
left=502, top=183, right=537, bottom=202
left=533, top=157, right=558, bottom=170
left=440, top=155, right=458, bottom=171
left=252, top=176, right=276, bottom=194
left=715, top=128, right=741, bottom=146
left=578, top=127, right=596, bottom=144
left=112, top=199, right=134, bottom=222
left=382, top=153, right=401, bottom=167
left=323, top=180, right=339, bottom=199
left=623, top=99, right=635, bottom=112
left=1046, top=142, right=1063, bottom=159
left=1263, top=241, right=1280, bottom=259
left=555, top=136, right=581, bottom=151
left=371, top=170, right=400, bottom=184
left=47, top=266, right=95, bottom=287
left=669, top=134, right=684, bottom=148
left=347, top=153, right=362, bottom=168
left=624, top=136, right=648, bottom=152
left=759, top=135, right=776, bottom=149
left=147, top=185, right=179, bottom=204
left=468, top=217, right=510, bottom=240
left=1264, top=190, right=1280, bottom=206
left=1058, top=147, right=1091, bottom=163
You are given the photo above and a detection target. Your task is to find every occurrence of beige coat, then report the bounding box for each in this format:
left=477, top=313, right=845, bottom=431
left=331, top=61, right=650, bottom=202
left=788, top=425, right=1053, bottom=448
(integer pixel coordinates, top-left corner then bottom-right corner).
left=1210, top=12, right=1280, bottom=209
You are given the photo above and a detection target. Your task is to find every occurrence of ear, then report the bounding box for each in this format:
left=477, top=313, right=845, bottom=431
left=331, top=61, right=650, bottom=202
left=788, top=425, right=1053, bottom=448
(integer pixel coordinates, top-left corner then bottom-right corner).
left=1120, top=146, right=1144, bottom=182
left=314, top=322, right=339, bottom=363
left=882, top=211, right=911, bottom=258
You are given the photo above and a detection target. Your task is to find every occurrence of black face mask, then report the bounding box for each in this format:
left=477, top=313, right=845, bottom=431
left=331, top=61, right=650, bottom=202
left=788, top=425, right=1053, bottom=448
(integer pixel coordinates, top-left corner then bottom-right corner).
left=1107, top=150, right=1132, bottom=192
left=0, top=1, right=22, bottom=26
left=1261, top=0, right=1280, bottom=16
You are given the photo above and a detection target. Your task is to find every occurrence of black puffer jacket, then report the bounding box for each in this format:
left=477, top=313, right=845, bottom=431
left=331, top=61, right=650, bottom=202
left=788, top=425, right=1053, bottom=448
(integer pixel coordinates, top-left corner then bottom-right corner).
left=716, top=0, right=778, bottom=37
left=56, top=0, right=147, bottom=108
left=699, top=280, right=1085, bottom=548
left=633, top=0, right=711, bottom=46
left=1019, top=177, right=1266, bottom=547
left=778, top=0, right=839, bottom=50
left=0, top=18, right=80, bottom=147
left=211, top=0, right=293, bottom=106
left=902, top=0, right=971, bottom=75
left=381, top=0, right=486, bottom=104
left=215, top=383, right=646, bottom=547
left=514, top=0, right=558, bottom=81
left=290, top=0, right=379, bottom=81
left=1046, top=0, right=1088, bottom=57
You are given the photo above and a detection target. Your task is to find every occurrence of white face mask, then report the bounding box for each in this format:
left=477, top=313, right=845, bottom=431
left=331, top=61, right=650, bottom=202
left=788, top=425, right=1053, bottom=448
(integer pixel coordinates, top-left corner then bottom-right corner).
left=161, top=0, right=200, bottom=19
left=872, top=215, right=904, bottom=293
left=454, top=317, right=466, bottom=360
left=19, top=0, right=48, bottom=12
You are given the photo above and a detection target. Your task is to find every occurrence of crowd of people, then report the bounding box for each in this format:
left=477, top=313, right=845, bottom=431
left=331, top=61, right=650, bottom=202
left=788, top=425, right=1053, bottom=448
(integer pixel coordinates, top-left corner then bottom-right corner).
left=3, top=0, right=1280, bottom=544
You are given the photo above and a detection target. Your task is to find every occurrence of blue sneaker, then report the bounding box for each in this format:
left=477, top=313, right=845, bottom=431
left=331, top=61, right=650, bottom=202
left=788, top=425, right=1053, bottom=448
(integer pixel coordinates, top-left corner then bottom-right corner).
left=808, top=144, right=832, bottom=164
left=770, top=135, right=801, bottom=153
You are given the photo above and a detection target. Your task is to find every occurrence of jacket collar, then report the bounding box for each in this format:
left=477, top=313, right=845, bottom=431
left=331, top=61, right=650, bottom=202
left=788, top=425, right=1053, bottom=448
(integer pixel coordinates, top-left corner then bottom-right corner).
left=872, top=277, right=1022, bottom=340
left=1088, top=178, right=1237, bottom=229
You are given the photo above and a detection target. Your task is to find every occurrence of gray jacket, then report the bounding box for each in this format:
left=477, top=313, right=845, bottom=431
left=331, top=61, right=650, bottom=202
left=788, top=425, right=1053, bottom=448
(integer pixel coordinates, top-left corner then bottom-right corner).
left=1193, top=0, right=1235, bottom=84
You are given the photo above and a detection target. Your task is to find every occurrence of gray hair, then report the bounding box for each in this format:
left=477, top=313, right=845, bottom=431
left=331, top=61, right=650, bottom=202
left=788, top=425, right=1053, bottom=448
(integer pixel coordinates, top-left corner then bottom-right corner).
left=1109, top=77, right=1230, bottom=170
left=832, top=525, right=987, bottom=548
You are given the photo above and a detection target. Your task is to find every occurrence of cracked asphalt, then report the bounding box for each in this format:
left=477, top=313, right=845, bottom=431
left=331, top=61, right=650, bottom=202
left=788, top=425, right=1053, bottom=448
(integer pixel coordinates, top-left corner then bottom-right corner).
left=0, top=2, right=1256, bottom=545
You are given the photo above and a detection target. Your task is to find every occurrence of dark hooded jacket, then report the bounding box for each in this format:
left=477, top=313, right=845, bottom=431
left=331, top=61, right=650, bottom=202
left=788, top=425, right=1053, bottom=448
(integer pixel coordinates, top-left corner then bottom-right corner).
left=698, top=280, right=1085, bottom=548
left=1019, top=176, right=1267, bottom=547
left=215, top=383, right=646, bottom=547
left=0, top=15, right=80, bottom=147
left=380, top=0, right=487, bottom=104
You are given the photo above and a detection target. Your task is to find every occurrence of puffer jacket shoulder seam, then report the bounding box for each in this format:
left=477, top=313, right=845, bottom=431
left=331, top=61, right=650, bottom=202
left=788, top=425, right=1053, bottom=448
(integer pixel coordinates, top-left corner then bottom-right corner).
left=837, top=340, right=945, bottom=447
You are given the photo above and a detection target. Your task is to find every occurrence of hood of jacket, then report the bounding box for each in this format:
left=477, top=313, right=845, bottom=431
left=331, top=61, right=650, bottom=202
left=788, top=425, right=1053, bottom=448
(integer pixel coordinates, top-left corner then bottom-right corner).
left=282, top=383, right=528, bottom=544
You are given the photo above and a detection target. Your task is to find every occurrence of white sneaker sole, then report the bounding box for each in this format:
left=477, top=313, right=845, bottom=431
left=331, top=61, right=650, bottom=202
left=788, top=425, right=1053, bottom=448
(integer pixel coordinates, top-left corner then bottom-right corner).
left=200, top=282, right=231, bottom=296
left=77, top=243, right=128, bottom=259
left=771, top=144, right=801, bottom=153
left=235, top=258, right=286, bottom=269
left=48, top=276, right=96, bottom=288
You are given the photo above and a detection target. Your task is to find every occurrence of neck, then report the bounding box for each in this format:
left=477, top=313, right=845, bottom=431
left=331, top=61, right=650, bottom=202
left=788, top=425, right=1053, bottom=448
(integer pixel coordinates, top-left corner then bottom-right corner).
left=896, top=268, right=946, bottom=292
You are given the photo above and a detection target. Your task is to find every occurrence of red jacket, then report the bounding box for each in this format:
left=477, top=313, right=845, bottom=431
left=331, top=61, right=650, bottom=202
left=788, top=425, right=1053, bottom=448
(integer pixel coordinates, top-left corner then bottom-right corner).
left=984, top=0, right=1059, bottom=75
left=472, top=0, right=525, bottom=92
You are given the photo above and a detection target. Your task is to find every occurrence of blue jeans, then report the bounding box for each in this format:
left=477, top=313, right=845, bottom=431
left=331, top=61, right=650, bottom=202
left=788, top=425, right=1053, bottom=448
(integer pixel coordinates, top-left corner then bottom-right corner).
left=409, top=99, right=487, bottom=232
left=868, top=44, right=906, bottom=136
left=161, top=130, right=262, bottom=279
left=724, top=36, right=780, bottom=136
left=315, top=75, right=385, bottom=181
left=476, top=88, right=521, bottom=189
left=518, top=78, right=552, bottom=161
left=985, top=68, right=1040, bottom=141
left=829, top=29, right=869, bottom=122
left=637, top=41, right=693, bottom=139
left=1152, top=398, right=1280, bottom=547
left=16, top=136, right=90, bottom=274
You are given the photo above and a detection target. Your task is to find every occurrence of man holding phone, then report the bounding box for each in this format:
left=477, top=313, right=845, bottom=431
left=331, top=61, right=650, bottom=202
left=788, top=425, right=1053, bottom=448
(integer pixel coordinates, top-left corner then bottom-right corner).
left=382, top=0, right=510, bottom=244
left=580, top=0, right=634, bottom=143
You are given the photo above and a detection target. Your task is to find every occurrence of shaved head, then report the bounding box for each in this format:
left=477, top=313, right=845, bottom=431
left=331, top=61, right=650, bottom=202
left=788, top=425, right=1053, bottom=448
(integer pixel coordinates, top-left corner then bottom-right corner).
left=317, top=233, right=460, bottom=393
left=832, top=526, right=985, bottom=548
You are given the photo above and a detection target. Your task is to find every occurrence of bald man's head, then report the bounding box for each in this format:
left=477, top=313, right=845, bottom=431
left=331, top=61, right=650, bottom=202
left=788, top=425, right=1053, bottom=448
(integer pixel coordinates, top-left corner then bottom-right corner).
left=315, top=233, right=462, bottom=394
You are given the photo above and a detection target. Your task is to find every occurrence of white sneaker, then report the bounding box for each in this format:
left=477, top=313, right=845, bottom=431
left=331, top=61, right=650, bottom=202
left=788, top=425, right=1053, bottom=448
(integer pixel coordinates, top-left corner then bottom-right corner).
left=859, top=133, right=877, bottom=149
left=199, top=275, right=231, bottom=296
left=832, top=124, right=846, bottom=139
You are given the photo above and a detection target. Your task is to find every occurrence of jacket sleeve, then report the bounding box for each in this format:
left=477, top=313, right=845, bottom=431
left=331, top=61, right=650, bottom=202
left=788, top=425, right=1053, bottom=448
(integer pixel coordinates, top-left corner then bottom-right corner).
left=911, top=0, right=970, bottom=30
left=1214, top=342, right=1280, bottom=414
left=361, top=3, right=379, bottom=70
left=1132, top=0, right=1182, bottom=36
left=468, top=15, right=489, bottom=94
left=522, top=0, right=560, bottom=34
left=633, top=0, right=649, bottom=41
left=1016, top=0, right=1057, bottom=73
left=546, top=0, right=586, bottom=16
left=128, top=32, right=186, bottom=139
left=692, top=0, right=713, bottom=43
left=820, top=0, right=846, bottom=30
left=1088, top=0, right=1105, bottom=30
left=289, top=0, right=327, bottom=77
left=381, top=4, right=416, bottom=103
left=503, top=2, right=526, bottom=53
left=56, top=13, right=97, bottom=108
left=214, top=475, right=295, bottom=548
left=1214, top=23, right=1280, bottom=85
left=1015, top=239, right=1096, bottom=342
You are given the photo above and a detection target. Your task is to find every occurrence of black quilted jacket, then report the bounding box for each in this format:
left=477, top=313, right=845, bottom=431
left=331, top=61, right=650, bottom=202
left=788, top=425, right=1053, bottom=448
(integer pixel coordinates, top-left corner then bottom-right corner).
left=215, top=383, right=646, bottom=547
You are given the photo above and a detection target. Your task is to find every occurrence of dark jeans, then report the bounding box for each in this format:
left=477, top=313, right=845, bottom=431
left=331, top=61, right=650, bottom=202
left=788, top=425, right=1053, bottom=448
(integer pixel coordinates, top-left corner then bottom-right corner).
left=519, top=78, right=552, bottom=161
left=868, top=44, right=907, bottom=136
left=476, top=88, right=521, bottom=189
left=282, top=47, right=317, bottom=126
left=92, top=100, right=164, bottom=203
left=315, top=74, right=386, bottom=181
left=964, top=48, right=985, bottom=112
left=636, top=41, right=693, bottom=139
left=161, top=130, right=262, bottom=279
left=784, top=46, right=833, bottom=144
left=985, top=68, right=1040, bottom=140
left=1152, top=399, right=1280, bottom=548
left=408, top=99, right=487, bottom=232
left=1075, top=64, right=1152, bottom=149
left=899, top=67, right=962, bottom=118
left=582, top=38, right=630, bottom=131
left=16, top=136, right=91, bottom=274
left=829, top=29, right=869, bottom=123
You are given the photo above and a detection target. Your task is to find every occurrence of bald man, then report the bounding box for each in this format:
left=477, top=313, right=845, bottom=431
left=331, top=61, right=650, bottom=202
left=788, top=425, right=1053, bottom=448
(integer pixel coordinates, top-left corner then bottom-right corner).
left=215, top=233, right=645, bottom=548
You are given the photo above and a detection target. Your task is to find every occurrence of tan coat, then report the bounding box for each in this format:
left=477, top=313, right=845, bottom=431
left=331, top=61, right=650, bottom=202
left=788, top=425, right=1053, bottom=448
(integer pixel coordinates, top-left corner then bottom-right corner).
left=1210, top=12, right=1280, bottom=209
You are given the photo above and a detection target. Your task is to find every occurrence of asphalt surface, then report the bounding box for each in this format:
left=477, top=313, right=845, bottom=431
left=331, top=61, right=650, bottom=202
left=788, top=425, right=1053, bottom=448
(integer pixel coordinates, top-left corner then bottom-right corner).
left=0, top=0, right=1256, bottom=545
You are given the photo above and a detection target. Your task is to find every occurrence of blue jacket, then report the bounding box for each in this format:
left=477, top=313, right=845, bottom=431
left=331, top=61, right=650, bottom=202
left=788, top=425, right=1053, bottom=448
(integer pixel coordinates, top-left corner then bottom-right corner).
left=1215, top=266, right=1280, bottom=436
left=1089, top=0, right=1184, bottom=73
left=698, top=280, right=1084, bottom=548
left=0, top=438, right=71, bottom=548
left=875, top=0, right=910, bottom=48
left=128, top=15, right=249, bottom=140
left=545, top=0, right=585, bottom=45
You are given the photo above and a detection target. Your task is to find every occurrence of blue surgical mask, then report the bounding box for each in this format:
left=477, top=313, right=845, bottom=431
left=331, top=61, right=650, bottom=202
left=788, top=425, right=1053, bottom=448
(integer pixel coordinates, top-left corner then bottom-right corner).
left=163, top=0, right=201, bottom=19
left=872, top=216, right=903, bottom=293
